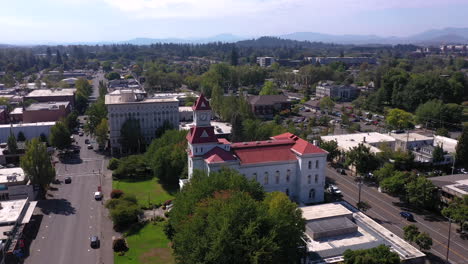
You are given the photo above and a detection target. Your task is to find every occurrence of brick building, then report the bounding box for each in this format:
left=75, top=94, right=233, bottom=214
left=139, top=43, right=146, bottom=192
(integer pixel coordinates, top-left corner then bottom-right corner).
left=23, top=102, right=71, bottom=123
left=24, top=89, right=76, bottom=108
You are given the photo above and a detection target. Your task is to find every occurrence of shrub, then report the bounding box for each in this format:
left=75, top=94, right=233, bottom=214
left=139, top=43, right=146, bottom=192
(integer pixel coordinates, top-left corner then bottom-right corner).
left=108, top=158, right=120, bottom=170
left=163, top=199, right=173, bottom=206
left=110, top=203, right=141, bottom=231
left=110, top=189, right=124, bottom=199
left=153, top=216, right=165, bottom=222
left=113, top=237, right=129, bottom=252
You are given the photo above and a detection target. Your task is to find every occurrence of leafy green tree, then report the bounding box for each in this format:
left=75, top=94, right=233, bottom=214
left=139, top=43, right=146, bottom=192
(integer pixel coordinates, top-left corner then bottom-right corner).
left=456, top=125, right=468, bottom=168
left=95, top=118, right=108, bottom=148
left=319, top=96, right=335, bottom=113
left=343, top=244, right=400, bottom=264
left=155, top=120, right=173, bottom=138
left=120, top=118, right=144, bottom=153
left=403, top=224, right=420, bottom=242
left=415, top=232, right=433, bottom=251
left=380, top=171, right=407, bottom=196
left=98, top=80, right=107, bottom=99
left=259, top=80, right=279, bottom=95
left=7, top=131, right=18, bottom=154
left=169, top=169, right=305, bottom=264
left=49, top=121, right=72, bottom=150
left=112, top=155, right=149, bottom=179
left=64, top=111, right=79, bottom=132
left=17, top=131, right=26, bottom=142
left=102, top=61, right=112, bottom=72
left=106, top=194, right=142, bottom=231
left=442, top=195, right=468, bottom=231
left=230, top=113, right=244, bottom=142
left=386, top=108, right=413, bottom=130
left=435, top=127, right=449, bottom=137
left=39, top=133, right=48, bottom=143
left=108, top=158, right=120, bottom=170
left=20, top=138, right=56, bottom=192
left=106, top=72, right=121, bottom=80
left=432, top=144, right=445, bottom=164
left=145, top=130, right=188, bottom=185
left=230, top=47, right=239, bottom=66
left=85, top=99, right=108, bottom=136
left=320, top=140, right=340, bottom=162
left=345, top=143, right=380, bottom=176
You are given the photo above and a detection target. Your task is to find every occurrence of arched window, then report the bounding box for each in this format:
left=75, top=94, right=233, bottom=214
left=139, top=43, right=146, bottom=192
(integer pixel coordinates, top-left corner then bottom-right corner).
left=316, top=160, right=319, bottom=169
left=264, top=172, right=269, bottom=185
left=275, top=171, right=280, bottom=184
left=308, top=175, right=311, bottom=184
left=315, top=174, right=318, bottom=183
left=286, top=188, right=289, bottom=196
left=308, top=161, right=312, bottom=169
left=309, top=189, right=315, bottom=199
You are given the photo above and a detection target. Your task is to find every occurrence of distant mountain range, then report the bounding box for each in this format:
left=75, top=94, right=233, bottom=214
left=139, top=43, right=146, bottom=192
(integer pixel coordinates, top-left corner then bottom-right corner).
left=5, top=27, right=468, bottom=46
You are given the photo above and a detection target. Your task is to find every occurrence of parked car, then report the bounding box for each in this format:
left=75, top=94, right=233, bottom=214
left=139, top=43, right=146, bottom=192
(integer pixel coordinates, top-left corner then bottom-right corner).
left=64, top=177, right=72, bottom=184
left=85, top=139, right=90, bottom=144
left=79, top=132, right=84, bottom=136
left=6, top=164, right=15, bottom=168
left=328, top=184, right=342, bottom=195
left=90, top=236, right=100, bottom=248
left=94, top=191, right=103, bottom=200
left=400, top=211, right=415, bottom=221
left=87, top=144, right=93, bottom=149
left=336, top=168, right=346, bottom=175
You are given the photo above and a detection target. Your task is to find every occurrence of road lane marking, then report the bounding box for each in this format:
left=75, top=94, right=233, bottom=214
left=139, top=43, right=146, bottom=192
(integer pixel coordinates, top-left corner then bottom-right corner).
left=328, top=168, right=468, bottom=262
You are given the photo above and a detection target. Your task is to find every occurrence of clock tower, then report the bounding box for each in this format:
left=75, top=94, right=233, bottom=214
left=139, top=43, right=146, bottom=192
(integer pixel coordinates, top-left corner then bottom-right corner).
left=186, top=94, right=219, bottom=179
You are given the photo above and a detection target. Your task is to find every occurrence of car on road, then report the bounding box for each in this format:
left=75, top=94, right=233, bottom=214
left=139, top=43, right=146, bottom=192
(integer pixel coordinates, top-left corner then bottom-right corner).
left=87, top=144, right=93, bottom=149
left=64, top=177, right=72, bottom=184
left=90, top=236, right=100, bottom=248
left=79, top=132, right=84, bottom=136
left=336, top=168, right=346, bottom=175
left=328, top=184, right=342, bottom=195
left=94, top=191, right=103, bottom=200
left=85, top=139, right=90, bottom=144
left=6, top=164, right=15, bottom=168
left=400, top=211, right=415, bottom=221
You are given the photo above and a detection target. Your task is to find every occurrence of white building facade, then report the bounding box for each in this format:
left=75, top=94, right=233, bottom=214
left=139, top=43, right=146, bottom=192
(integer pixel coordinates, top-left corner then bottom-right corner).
left=105, top=90, right=179, bottom=154
left=185, top=95, right=328, bottom=204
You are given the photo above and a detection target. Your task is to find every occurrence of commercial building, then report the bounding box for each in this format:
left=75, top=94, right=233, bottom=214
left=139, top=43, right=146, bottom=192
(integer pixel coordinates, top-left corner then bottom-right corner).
left=247, top=95, right=291, bottom=119
left=23, top=102, right=70, bottom=123
left=429, top=174, right=468, bottom=205
left=0, top=198, right=37, bottom=264
left=315, top=81, right=360, bottom=101
left=302, top=202, right=425, bottom=263
left=9, top=108, right=22, bottom=123
left=321, top=132, right=396, bottom=154
left=0, top=168, right=26, bottom=187
left=256, top=57, right=275, bottom=67
left=0, top=122, right=55, bottom=143
left=105, top=89, right=179, bottom=155
left=179, top=106, right=193, bottom=122
left=183, top=95, right=328, bottom=204
left=24, top=89, right=76, bottom=108
left=389, top=132, right=433, bottom=151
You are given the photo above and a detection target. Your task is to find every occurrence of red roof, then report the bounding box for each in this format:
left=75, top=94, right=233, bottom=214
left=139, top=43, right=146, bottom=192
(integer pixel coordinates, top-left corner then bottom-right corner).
left=232, top=143, right=297, bottom=165
left=186, top=126, right=218, bottom=144
left=192, top=94, right=211, bottom=111
left=218, top=138, right=231, bottom=144
left=272, top=133, right=327, bottom=155
left=204, top=147, right=237, bottom=164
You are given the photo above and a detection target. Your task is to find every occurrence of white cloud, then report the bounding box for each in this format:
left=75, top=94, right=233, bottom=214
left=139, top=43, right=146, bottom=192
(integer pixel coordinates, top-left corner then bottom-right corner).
left=101, top=0, right=468, bottom=19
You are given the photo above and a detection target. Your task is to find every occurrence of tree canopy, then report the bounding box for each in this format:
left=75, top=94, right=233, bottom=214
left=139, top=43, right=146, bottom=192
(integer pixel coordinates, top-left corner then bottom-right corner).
left=386, top=108, right=413, bottom=130
left=168, top=169, right=306, bottom=264
left=49, top=121, right=72, bottom=150
left=20, top=138, right=56, bottom=192
left=343, top=244, right=401, bottom=264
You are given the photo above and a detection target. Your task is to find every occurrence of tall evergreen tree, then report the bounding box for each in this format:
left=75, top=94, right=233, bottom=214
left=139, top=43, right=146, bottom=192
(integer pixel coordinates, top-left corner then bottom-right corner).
left=7, top=131, right=18, bottom=154
left=56, top=50, right=63, bottom=65
left=230, top=47, right=239, bottom=66
left=230, top=113, right=244, bottom=142
left=456, top=125, right=468, bottom=168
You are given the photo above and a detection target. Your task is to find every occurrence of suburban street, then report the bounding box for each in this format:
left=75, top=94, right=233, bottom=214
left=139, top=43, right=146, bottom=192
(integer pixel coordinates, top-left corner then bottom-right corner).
left=91, top=70, right=106, bottom=98
left=326, top=166, right=468, bottom=264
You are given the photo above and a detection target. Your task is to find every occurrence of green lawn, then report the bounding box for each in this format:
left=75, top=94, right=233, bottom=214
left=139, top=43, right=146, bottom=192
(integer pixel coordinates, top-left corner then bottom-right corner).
left=115, top=222, right=175, bottom=264
left=113, top=177, right=176, bottom=207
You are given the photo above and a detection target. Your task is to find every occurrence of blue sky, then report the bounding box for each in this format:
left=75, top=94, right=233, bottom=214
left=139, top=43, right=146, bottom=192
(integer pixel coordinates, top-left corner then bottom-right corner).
left=1, top=0, right=468, bottom=43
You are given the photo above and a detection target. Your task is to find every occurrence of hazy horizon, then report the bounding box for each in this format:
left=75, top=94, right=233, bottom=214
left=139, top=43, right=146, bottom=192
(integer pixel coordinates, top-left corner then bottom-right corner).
left=2, top=0, right=468, bottom=44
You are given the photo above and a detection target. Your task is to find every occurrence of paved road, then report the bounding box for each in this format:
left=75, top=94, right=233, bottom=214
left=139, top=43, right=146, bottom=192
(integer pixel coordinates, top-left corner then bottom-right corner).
left=25, top=133, right=114, bottom=264
left=326, top=166, right=468, bottom=264
left=91, top=71, right=106, bottom=98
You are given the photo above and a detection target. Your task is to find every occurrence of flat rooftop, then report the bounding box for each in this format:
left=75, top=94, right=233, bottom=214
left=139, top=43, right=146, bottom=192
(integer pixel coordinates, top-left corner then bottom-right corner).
left=0, top=199, right=27, bottom=224
left=26, top=101, right=69, bottom=111
left=389, top=132, right=433, bottom=142
left=0, top=167, right=26, bottom=184
left=26, top=88, right=76, bottom=97
left=321, top=132, right=393, bottom=153
left=302, top=202, right=425, bottom=263
left=301, top=202, right=352, bottom=221
left=0, top=122, right=56, bottom=129
left=105, top=90, right=178, bottom=105
left=10, top=107, right=23, bottom=115
left=180, top=121, right=232, bottom=135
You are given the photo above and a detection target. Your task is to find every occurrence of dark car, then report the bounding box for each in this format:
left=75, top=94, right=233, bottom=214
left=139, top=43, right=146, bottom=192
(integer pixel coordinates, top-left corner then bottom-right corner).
left=85, top=139, right=90, bottom=144
left=336, top=168, right=346, bottom=175
left=90, top=236, right=100, bottom=248
left=64, top=177, right=72, bottom=184
left=400, top=211, right=415, bottom=221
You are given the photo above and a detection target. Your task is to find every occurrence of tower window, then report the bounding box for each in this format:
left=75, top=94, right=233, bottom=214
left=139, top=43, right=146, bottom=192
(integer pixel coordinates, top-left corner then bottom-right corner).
left=309, top=189, right=315, bottom=199
left=308, top=161, right=312, bottom=169
left=253, top=173, right=257, bottom=181
left=286, top=170, right=291, bottom=183
left=316, top=160, right=319, bottom=169
left=275, top=171, right=280, bottom=184
left=315, top=174, right=318, bottom=183
left=264, top=172, right=269, bottom=185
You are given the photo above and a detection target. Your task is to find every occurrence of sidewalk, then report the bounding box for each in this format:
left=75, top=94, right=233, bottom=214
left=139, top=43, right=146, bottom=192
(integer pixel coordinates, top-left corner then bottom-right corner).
left=100, top=158, right=118, bottom=264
